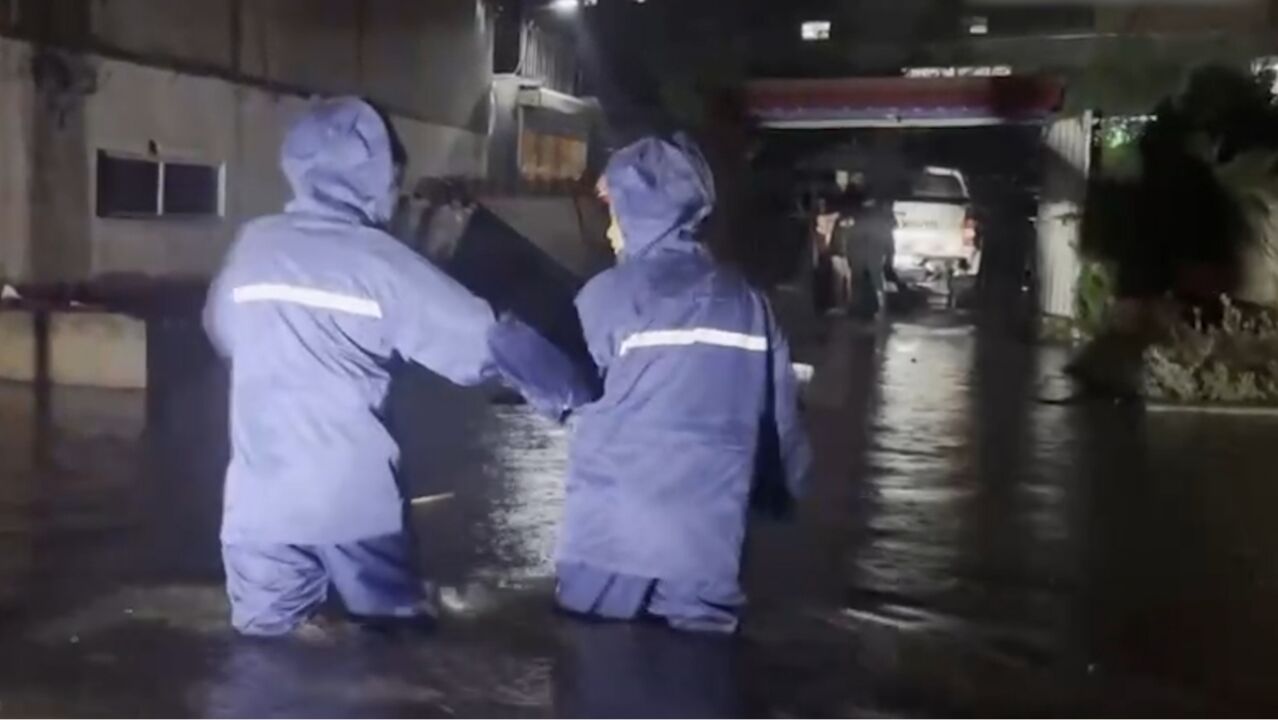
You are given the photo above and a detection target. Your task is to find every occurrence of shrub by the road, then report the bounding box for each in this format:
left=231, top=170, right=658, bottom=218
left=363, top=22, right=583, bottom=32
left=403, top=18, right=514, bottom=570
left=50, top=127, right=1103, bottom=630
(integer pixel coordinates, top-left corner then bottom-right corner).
left=1144, top=299, right=1278, bottom=403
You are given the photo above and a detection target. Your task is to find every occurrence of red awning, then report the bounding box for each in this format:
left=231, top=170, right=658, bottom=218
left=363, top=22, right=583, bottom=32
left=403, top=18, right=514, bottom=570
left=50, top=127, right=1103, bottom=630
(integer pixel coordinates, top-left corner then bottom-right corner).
left=745, top=76, right=1066, bottom=128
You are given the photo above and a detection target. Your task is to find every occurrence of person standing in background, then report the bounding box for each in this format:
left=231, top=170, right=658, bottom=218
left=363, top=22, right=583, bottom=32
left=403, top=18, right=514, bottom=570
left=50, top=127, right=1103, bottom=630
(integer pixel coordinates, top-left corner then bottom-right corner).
left=838, top=195, right=898, bottom=320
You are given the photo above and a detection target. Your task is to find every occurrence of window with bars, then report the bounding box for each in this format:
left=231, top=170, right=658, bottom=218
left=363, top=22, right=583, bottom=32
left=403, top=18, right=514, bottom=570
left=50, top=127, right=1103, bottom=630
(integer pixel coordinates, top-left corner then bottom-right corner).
left=96, top=151, right=224, bottom=219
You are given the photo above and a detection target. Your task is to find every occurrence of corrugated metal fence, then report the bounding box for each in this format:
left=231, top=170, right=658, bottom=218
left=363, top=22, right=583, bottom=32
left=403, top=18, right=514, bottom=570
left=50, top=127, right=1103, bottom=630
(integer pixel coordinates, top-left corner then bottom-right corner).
left=1036, top=113, right=1093, bottom=319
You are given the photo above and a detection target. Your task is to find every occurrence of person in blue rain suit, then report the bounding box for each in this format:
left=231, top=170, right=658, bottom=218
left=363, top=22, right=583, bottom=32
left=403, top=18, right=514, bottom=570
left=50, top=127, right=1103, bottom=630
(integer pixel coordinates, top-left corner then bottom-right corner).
left=553, top=135, right=813, bottom=634
left=203, top=97, right=501, bottom=637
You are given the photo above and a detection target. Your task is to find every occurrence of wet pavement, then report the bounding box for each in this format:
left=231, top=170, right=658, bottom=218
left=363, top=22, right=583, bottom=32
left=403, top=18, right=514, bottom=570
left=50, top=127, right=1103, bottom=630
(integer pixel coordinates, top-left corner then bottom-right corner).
left=4, top=310, right=1278, bottom=716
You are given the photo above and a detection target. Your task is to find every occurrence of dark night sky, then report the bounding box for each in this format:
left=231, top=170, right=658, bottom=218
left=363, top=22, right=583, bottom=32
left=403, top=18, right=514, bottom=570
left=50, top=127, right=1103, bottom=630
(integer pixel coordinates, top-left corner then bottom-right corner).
left=540, top=0, right=1267, bottom=133
left=567, top=0, right=966, bottom=130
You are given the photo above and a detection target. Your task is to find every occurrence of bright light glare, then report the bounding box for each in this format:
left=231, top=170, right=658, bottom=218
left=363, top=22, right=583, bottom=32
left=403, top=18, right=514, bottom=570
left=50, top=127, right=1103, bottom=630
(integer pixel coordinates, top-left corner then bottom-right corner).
left=801, top=20, right=832, bottom=41
left=1255, top=56, right=1278, bottom=93
left=549, top=0, right=579, bottom=12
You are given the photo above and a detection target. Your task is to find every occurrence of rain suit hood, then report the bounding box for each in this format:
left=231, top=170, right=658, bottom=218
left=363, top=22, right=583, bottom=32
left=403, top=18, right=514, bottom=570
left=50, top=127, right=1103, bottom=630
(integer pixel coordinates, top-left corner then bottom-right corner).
left=603, top=134, right=715, bottom=260
left=281, top=97, right=401, bottom=226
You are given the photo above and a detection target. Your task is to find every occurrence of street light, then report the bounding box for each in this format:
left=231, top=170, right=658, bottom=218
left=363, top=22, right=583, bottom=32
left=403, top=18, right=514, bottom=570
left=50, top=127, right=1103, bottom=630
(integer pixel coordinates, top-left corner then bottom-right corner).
left=549, top=0, right=579, bottom=13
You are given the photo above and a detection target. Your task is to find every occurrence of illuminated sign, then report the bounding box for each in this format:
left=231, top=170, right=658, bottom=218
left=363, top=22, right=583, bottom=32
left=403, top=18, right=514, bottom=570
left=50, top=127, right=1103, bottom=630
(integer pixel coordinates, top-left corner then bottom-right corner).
left=801, top=20, right=832, bottom=41
left=903, top=65, right=1013, bottom=78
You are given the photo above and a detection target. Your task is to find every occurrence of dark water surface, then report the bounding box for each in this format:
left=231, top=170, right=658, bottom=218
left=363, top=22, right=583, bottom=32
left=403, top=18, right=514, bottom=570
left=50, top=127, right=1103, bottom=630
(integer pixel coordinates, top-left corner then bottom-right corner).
left=3, top=313, right=1278, bottom=716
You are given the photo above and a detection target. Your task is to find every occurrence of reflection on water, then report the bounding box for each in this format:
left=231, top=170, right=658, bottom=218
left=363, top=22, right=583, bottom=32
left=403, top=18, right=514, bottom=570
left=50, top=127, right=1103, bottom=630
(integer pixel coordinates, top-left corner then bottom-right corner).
left=485, top=407, right=569, bottom=582
left=0, top=383, right=37, bottom=611
left=855, top=323, right=974, bottom=604
left=0, top=383, right=147, bottom=614
left=554, top=621, right=746, bottom=718
left=4, top=315, right=1278, bottom=714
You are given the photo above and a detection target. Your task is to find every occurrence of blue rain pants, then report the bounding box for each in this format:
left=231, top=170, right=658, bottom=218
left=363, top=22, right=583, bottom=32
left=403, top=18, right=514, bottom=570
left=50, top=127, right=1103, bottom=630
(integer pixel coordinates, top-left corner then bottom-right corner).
left=222, top=532, right=424, bottom=637
left=556, top=562, right=744, bottom=634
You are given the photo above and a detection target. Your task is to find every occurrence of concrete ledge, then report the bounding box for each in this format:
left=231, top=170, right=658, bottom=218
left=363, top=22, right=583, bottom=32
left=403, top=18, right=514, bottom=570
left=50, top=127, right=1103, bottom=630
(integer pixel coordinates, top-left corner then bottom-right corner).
left=0, top=311, right=36, bottom=382
left=0, top=309, right=146, bottom=390
left=1146, top=402, right=1278, bottom=418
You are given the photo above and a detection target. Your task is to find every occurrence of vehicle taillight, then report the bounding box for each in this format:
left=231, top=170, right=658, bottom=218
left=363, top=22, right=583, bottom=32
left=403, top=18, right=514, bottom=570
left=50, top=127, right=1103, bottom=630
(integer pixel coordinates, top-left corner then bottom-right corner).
left=962, top=215, right=978, bottom=247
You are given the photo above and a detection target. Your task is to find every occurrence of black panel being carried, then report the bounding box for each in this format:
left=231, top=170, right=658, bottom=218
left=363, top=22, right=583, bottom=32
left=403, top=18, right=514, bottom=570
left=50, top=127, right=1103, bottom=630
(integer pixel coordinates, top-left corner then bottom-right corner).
left=441, top=206, right=597, bottom=381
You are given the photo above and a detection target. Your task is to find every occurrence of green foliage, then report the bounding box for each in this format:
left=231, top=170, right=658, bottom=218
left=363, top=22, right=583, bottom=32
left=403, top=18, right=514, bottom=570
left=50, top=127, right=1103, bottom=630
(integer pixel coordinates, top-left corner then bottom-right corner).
left=1075, top=260, right=1116, bottom=338
left=1214, top=147, right=1278, bottom=307
left=1079, top=178, right=1140, bottom=281
left=1066, top=36, right=1260, bottom=117
left=1144, top=298, right=1278, bottom=403
left=1096, top=116, right=1150, bottom=179
left=1082, top=66, right=1278, bottom=302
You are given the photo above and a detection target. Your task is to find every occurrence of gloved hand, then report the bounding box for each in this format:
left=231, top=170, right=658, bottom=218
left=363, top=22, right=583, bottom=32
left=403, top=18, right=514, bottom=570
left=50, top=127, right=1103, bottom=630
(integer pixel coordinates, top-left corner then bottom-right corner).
left=487, top=313, right=602, bottom=422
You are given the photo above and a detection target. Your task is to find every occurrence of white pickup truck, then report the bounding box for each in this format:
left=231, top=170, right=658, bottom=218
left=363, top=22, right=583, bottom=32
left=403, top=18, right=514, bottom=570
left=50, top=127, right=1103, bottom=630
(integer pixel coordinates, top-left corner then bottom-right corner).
left=892, top=167, right=981, bottom=298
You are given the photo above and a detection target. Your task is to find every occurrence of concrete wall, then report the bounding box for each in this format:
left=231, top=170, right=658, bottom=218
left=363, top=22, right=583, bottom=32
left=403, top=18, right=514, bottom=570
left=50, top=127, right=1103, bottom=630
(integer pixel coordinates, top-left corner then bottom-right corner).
left=3, top=0, right=495, bottom=131
left=0, top=310, right=147, bottom=389
left=0, top=38, right=31, bottom=280
left=0, top=36, right=488, bottom=284
left=0, top=311, right=35, bottom=382
left=0, top=39, right=85, bottom=282
left=393, top=117, right=490, bottom=186
left=89, top=0, right=237, bottom=70
left=237, top=0, right=363, bottom=97
left=243, top=0, right=494, bottom=130
left=88, top=55, right=248, bottom=279
left=358, top=0, right=493, bottom=132
left=49, top=312, right=148, bottom=389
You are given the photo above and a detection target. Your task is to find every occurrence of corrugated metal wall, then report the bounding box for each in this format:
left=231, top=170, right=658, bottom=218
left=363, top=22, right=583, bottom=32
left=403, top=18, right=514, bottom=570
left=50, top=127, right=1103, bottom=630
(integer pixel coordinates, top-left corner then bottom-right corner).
left=1036, top=113, right=1092, bottom=319
left=519, top=21, right=578, bottom=96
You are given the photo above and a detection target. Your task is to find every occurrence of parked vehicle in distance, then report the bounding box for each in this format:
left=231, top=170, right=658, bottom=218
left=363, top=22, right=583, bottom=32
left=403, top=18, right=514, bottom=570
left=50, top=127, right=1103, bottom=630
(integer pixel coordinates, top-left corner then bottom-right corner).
left=892, top=167, right=980, bottom=303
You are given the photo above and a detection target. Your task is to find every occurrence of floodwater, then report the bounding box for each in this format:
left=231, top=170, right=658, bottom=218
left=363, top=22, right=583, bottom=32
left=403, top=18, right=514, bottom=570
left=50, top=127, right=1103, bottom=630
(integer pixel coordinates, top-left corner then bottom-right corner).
left=4, top=310, right=1278, bottom=716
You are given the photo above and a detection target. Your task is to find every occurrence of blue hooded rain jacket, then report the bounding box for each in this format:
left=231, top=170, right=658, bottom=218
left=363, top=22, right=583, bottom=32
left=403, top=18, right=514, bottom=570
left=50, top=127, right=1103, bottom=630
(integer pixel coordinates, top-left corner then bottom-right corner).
left=558, top=135, right=812, bottom=589
left=204, top=98, right=497, bottom=545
